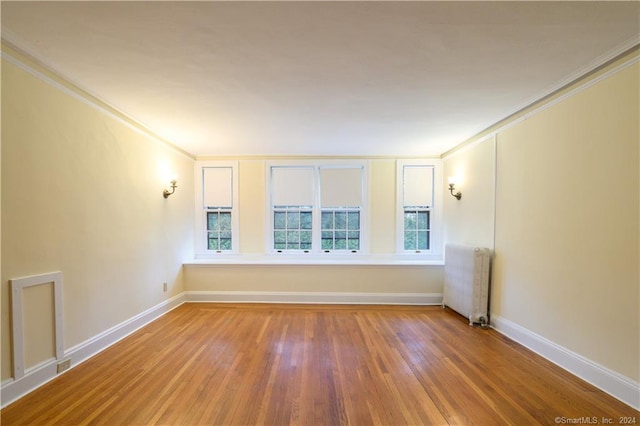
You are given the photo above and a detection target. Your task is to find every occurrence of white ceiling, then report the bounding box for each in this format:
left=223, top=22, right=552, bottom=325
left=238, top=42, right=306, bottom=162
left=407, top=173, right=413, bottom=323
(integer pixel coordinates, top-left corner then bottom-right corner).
left=2, top=1, right=639, bottom=158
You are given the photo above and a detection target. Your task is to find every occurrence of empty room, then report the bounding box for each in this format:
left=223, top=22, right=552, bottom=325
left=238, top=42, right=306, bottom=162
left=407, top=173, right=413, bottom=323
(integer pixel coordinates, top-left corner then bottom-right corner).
left=1, top=1, right=639, bottom=424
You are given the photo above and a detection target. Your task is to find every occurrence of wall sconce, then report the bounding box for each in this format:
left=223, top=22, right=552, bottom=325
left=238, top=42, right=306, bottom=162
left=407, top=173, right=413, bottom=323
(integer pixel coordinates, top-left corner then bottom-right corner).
left=163, top=180, right=177, bottom=199
left=448, top=177, right=462, bottom=200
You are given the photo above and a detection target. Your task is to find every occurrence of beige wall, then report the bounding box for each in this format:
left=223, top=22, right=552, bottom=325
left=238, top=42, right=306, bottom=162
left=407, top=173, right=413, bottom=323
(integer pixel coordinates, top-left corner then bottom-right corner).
left=494, top=61, right=639, bottom=381
left=369, top=159, right=398, bottom=253
left=238, top=160, right=266, bottom=254
left=186, top=264, right=443, bottom=294
left=444, top=57, right=639, bottom=382
left=443, top=136, right=496, bottom=250
left=1, top=58, right=195, bottom=380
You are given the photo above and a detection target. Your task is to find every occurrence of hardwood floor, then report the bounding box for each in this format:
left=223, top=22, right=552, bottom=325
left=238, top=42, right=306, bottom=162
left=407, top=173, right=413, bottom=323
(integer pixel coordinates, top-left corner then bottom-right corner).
left=2, top=303, right=638, bottom=425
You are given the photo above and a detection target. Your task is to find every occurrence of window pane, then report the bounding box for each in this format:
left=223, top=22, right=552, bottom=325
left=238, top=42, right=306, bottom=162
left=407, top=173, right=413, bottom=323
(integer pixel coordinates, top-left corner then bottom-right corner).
left=287, top=242, right=300, bottom=250
left=321, top=212, right=333, bottom=230
left=274, top=231, right=286, bottom=243
left=274, top=212, right=286, bottom=229
left=286, top=231, right=299, bottom=243
left=335, top=238, right=347, bottom=250
left=286, top=212, right=300, bottom=229
left=347, top=239, right=360, bottom=250
left=335, top=212, right=346, bottom=229
left=404, top=212, right=417, bottom=230
left=300, top=230, right=312, bottom=244
left=220, top=239, right=232, bottom=250
left=300, top=212, right=312, bottom=229
left=207, top=212, right=218, bottom=231
left=275, top=242, right=286, bottom=250
left=300, top=242, right=312, bottom=250
left=322, top=238, right=333, bottom=250
left=404, top=231, right=416, bottom=250
left=321, top=231, right=333, bottom=239
left=220, top=231, right=232, bottom=240
left=219, top=213, right=232, bottom=230
left=208, top=236, right=219, bottom=250
left=335, top=231, right=346, bottom=240
left=417, top=231, right=429, bottom=250
left=347, top=212, right=360, bottom=230
left=417, top=211, right=429, bottom=229
left=348, top=231, right=359, bottom=239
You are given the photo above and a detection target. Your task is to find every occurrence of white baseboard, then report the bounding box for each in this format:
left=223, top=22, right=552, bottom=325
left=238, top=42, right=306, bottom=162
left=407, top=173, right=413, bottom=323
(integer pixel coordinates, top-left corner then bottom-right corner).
left=1, top=293, right=185, bottom=408
left=491, top=315, right=640, bottom=410
left=185, top=290, right=443, bottom=306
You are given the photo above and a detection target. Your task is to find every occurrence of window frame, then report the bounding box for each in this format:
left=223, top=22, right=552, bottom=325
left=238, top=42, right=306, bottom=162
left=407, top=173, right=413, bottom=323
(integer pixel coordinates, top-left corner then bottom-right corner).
left=194, top=160, right=239, bottom=257
left=396, top=159, right=443, bottom=259
left=265, top=160, right=369, bottom=255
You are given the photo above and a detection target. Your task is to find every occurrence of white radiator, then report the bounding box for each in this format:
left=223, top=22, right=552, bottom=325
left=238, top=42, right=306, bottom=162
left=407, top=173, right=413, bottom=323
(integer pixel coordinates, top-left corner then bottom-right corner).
left=443, top=244, right=491, bottom=326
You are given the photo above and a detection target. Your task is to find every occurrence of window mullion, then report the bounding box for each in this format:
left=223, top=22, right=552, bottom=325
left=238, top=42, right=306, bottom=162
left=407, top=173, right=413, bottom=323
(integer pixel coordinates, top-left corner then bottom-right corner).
left=312, top=204, right=321, bottom=254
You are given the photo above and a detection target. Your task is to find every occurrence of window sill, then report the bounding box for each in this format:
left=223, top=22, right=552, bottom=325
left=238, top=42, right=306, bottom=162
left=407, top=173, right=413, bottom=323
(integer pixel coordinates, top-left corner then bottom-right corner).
left=185, top=254, right=444, bottom=267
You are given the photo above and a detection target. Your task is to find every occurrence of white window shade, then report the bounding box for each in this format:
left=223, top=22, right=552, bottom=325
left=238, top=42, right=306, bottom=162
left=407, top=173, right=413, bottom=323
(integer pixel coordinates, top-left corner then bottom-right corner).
left=403, top=165, right=434, bottom=207
left=271, top=167, right=315, bottom=207
left=320, top=167, right=363, bottom=208
left=203, top=167, right=233, bottom=208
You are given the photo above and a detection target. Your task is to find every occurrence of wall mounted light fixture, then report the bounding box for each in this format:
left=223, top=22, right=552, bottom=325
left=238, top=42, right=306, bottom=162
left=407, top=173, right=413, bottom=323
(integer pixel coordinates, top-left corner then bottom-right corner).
left=448, top=177, right=462, bottom=200
left=163, top=180, right=177, bottom=198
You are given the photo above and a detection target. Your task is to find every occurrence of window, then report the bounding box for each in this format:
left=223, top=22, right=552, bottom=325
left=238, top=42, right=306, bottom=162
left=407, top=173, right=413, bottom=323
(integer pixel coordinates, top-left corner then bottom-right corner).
left=319, top=167, right=363, bottom=252
left=195, top=161, right=239, bottom=256
left=268, top=162, right=367, bottom=254
left=270, top=166, right=315, bottom=253
left=397, top=160, right=442, bottom=257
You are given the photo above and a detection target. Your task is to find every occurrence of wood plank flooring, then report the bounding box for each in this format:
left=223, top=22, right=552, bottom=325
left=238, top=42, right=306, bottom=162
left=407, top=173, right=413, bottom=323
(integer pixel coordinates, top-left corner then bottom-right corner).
left=2, top=303, right=638, bottom=425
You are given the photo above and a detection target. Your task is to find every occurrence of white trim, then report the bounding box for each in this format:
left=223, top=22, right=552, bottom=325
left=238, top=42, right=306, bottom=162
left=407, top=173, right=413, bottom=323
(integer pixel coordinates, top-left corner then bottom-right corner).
left=491, top=134, right=498, bottom=252
left=10, top=272, right=64, bottom=380
left=185, top=290, right=443, bottom=305
left=492, top=315, right=640, bottom=410
left=1, top=294, right=185, bottom=409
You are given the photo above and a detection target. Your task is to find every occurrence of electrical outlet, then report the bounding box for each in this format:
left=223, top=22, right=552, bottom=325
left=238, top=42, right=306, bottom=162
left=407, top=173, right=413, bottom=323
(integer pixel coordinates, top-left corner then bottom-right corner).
left=163, top=281, right=168, bottom=292
left=57, top=359, right=71, bottom=373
